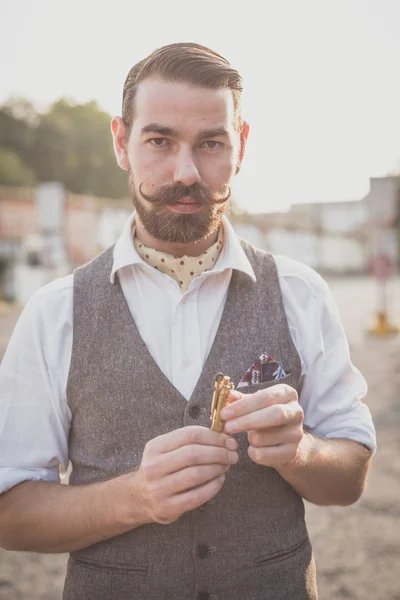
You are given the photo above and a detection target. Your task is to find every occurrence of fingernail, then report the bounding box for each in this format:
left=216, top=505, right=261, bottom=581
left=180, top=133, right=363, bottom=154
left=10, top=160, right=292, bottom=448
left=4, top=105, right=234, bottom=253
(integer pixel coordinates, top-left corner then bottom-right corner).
left=229, top=391, right=242, bottom=402
left=226, top=438, right=238, bottom=450
left=225, top=420, right=238, bottom=434
left=229, top=451, right=238, bottom=464
left=221, top=407, right=234, bottom=420
left=218, top=474, right=226, bottom=483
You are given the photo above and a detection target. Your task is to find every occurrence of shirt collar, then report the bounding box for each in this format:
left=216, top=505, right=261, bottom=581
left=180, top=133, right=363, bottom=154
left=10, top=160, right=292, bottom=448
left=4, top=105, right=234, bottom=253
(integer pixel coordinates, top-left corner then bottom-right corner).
left=110, top=212, right=256, bottom=284
left=110, top=213, right=142, bottom=283
left=213, top=217, right=256, bottom=282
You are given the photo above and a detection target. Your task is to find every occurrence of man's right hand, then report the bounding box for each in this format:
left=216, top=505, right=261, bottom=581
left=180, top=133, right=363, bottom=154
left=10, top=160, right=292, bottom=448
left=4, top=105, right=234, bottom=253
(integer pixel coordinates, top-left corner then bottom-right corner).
left=135, top=426, right=238, bottom=525
left=0, top=427, right=238, bottom=553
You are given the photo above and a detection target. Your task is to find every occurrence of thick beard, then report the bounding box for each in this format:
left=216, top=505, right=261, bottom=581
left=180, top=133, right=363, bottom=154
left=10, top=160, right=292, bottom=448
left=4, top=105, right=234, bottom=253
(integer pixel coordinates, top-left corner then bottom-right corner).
left=128, top=169, right=229, bottom=244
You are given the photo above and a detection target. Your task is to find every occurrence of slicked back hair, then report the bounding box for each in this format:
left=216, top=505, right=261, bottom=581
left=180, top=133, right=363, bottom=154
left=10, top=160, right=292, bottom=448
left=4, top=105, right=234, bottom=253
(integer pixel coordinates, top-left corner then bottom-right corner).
left=122, top=42, right=243, bottom=135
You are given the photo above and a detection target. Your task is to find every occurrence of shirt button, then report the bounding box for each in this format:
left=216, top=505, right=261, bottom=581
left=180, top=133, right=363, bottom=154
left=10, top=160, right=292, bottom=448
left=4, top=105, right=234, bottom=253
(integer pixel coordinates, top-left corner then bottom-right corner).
left=182, top=358, right=192, bottom=368
left=197, top=593, right=210, bottom=600
left=189, top=405, right=200, bottom=419
left=197, top=543, right=210, bottom=559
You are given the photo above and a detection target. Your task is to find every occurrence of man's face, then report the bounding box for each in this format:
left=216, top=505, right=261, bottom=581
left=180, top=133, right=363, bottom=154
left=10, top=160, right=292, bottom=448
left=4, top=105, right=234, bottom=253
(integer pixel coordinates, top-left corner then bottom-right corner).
left=113, top=79, right=247, bottom=244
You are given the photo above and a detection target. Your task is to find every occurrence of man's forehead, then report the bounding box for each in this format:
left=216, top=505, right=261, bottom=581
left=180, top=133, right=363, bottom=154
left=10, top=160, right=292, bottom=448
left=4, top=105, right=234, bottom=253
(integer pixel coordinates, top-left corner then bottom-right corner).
left=132, top=78, right=236, bottom=131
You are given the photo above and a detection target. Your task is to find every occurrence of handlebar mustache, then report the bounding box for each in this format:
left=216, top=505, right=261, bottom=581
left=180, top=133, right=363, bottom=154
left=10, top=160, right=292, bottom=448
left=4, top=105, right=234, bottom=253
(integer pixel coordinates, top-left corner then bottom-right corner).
left=138, top=182, right=231, bottom=206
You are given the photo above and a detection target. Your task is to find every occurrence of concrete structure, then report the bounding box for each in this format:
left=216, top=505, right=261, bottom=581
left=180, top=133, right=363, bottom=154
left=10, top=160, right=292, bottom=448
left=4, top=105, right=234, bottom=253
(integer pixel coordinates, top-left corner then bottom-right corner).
left=235, top=176, right=399, bottom=275
left=0, top=185, right=131, bottom=301
left=264, top=200, right=370, bottom=274
left=290, top=199, right=368, bottom=234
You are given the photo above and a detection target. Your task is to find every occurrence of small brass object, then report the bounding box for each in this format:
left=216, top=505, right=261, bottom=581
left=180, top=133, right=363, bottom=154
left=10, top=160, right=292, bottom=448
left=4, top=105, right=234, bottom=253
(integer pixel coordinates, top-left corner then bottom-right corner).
left=210, top=372, right=234, bottom=432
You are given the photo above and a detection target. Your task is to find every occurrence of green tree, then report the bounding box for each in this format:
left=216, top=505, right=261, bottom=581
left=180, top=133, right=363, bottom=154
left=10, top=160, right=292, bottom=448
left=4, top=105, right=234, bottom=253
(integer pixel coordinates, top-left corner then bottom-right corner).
left=0, top=99, right=36, bottom=166
left=31, top=99, right=127, bottom=197
left=0, top=97, right=128, bottom=199
left=0, top=147, right=36, bottom=186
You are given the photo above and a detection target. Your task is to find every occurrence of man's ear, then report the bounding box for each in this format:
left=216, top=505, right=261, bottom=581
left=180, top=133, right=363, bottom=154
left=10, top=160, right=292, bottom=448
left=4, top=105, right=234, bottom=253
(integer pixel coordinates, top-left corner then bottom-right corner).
left=111, top=117, right=130, bottom=171
left=237, top=122, right=250, bottom=174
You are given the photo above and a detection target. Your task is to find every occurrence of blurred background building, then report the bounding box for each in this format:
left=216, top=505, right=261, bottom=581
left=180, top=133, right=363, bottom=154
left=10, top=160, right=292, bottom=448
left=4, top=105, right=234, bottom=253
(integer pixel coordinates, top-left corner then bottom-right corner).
left=0, top=174, right=399, bottom=304
left=233, top=175, right=399, bottom=275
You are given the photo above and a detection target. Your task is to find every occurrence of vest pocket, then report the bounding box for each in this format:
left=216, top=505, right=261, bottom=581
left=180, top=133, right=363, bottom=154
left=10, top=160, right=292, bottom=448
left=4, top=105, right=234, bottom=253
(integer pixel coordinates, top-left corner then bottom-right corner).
left=236, top=372, right=293, bottom=395
left=63, top=556, right=149, bottom=600
left=74, top=556, right=148, bottom=574
left=253, top=537, right=309, bottom=567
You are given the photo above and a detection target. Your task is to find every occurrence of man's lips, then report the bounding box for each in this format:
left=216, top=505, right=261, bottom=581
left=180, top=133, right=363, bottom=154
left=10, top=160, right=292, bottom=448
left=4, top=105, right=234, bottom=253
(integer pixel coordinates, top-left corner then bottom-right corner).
left=167, top=196, right=204, bottom=214
left=173, top=196, right=199, bottom=204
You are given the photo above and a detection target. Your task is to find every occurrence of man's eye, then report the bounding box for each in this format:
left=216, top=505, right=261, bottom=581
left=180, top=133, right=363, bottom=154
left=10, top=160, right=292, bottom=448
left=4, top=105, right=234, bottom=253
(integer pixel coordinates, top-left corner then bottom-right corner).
left=149, top=138, right=169, bottom=147
left=201, top=140, right=223, bottom=149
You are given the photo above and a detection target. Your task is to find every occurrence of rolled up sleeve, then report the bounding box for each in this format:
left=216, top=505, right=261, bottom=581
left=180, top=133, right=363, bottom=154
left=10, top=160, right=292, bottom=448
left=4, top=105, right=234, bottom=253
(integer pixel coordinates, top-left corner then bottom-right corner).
left=0, top=287, right=71, bottom=494
left=278, top=258, right=376, bottom=453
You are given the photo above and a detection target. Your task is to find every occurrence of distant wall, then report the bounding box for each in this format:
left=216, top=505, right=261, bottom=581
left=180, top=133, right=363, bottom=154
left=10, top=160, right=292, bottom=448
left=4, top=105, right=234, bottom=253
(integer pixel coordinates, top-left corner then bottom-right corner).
left=0, top=186, right=132, bottom=267
left=0, top=187, right=36, bottom=240
left=263, top=229, right=368, bottom=273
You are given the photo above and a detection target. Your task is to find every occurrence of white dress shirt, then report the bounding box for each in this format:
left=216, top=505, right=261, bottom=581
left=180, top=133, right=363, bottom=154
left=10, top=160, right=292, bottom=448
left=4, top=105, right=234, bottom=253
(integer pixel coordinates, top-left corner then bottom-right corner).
left=0, top=215, right=376, bottom=494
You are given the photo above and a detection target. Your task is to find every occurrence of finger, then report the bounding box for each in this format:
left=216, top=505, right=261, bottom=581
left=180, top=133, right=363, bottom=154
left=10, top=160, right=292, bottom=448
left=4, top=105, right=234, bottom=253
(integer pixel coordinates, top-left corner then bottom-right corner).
left=143, top=445, right=238, bottom=479
left=150, top=426, right=236, bottom=455
left=225, top=401, right=303, bottom=434
left=158, top=464, right=230, bottom=496
left=248, top=425, right=304, bottom=448
left=220, top=385, right=298, bottom=421
left=169, top=472, right=226, bottom=513
left=248, top=443, right=299, bottom=467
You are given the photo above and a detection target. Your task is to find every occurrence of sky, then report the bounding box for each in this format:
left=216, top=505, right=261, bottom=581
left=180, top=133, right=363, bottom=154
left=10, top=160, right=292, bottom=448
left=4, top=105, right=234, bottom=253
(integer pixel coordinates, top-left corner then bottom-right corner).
left=1, top=0, right=400, bottom=214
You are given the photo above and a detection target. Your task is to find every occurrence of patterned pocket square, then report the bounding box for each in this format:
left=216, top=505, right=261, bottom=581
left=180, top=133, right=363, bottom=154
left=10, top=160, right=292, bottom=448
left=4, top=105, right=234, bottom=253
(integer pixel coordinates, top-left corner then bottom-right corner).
left=237, top=352, right=287, bottom=388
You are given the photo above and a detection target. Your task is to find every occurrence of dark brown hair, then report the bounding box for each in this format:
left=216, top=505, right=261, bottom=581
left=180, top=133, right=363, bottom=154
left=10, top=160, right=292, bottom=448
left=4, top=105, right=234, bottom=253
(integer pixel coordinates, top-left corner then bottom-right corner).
left=122, top=42, right=243, bottom=134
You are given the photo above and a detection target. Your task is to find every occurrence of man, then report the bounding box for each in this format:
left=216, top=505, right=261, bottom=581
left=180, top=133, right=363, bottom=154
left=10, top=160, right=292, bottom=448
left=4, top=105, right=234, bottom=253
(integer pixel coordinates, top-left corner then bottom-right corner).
left=0, top=43, right=376, bottom=599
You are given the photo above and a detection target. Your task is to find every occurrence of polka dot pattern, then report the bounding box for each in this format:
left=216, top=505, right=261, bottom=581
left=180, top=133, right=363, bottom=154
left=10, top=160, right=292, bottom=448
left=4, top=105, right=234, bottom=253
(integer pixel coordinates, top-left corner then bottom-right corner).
left=133, top=224, right=224, bottom=292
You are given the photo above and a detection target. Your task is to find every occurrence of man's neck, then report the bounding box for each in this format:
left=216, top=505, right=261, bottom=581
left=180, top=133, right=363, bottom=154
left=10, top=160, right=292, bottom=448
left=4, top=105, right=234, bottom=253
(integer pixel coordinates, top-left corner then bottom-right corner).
left=134, top=217, right=220, bottom=258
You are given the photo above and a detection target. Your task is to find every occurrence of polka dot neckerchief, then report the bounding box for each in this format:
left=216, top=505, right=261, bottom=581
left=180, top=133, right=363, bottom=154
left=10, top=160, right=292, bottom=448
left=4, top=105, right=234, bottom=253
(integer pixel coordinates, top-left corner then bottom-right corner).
left=133, top=225, right=224, bottom=293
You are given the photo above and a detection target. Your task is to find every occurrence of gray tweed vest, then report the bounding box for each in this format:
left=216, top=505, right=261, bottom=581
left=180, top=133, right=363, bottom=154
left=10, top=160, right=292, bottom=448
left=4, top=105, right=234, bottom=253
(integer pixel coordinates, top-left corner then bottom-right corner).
left=63, top=240, right=317, bottom=600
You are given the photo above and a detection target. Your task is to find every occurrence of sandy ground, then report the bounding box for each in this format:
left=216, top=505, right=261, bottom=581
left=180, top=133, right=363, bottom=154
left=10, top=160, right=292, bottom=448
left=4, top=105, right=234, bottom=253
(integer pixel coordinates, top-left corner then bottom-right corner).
left=0, top=276, right=399, bottom=599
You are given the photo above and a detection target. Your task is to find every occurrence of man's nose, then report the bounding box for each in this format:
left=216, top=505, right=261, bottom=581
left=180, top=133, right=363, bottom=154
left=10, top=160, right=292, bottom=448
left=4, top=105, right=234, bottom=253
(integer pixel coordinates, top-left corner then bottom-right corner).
left=173, top=148, right=201, bottom=187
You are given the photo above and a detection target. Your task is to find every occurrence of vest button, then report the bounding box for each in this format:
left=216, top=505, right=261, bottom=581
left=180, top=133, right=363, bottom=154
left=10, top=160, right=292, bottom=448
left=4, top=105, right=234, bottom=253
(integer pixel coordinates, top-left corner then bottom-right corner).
left=197, top=593, right=210, bottom=600
left=196, top=543, right=210, bottom=559
left=189, top=405, right=200, bottom=419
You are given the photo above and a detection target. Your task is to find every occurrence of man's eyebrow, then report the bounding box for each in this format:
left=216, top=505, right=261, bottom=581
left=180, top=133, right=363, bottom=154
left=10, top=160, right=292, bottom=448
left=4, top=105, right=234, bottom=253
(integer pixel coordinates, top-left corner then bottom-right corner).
left=140, top=123, right=178, bottom=137
left=140, top=124, right=230, bottom=140
left=196, top=127, right=230, bottom=141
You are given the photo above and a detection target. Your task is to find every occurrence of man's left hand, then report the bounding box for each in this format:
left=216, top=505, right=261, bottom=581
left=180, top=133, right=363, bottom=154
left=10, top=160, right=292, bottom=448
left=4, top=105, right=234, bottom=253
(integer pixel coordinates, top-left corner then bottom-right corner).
left=220, top=385, right=304, bottom=468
